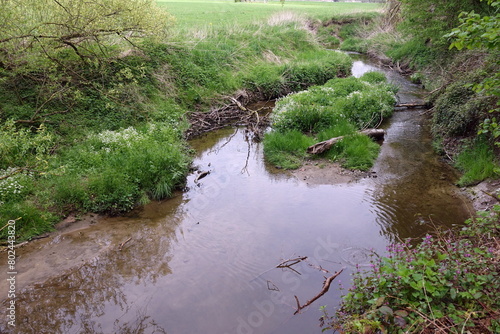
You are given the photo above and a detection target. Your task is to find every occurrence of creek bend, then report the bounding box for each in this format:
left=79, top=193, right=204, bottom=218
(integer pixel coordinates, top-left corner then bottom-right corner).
left=0, top=56, right=472, bottom=334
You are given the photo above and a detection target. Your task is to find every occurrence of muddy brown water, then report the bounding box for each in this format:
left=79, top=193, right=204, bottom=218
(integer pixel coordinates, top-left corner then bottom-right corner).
left=0, top=55, right=472, bottom=334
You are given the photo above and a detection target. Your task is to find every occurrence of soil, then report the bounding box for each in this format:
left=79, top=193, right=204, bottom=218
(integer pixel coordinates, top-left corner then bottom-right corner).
left=291, top=159, right=372, bottom=185
left=0, top=212, right=135, bottom=293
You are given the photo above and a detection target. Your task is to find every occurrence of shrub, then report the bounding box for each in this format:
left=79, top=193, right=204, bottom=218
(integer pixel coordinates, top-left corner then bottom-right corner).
left=432, top=81, right=493, bottom=138
left=0, top=120, right=56, bottom=169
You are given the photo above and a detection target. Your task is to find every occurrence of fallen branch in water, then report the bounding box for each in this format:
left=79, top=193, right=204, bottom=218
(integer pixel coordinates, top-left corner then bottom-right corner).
left=294, top=268, right=344, bottom=315
left=307, top=129, right=385, bottom=154
left=395, top=103, right=427, bottom=109
left=277, top=256, right=308, bottom=268
left=119, top=237, right=132, bottom=251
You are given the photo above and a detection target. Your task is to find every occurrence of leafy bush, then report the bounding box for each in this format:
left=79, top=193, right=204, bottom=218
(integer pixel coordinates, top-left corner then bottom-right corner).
left=0, top=120, right=56, bottom=169
left=323, top=206, right=500, bottom=333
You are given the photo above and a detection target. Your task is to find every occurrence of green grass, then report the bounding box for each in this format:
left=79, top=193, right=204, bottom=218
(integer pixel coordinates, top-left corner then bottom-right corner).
left=317, top=121, right=380, bottom=171
left=158, top=0, right=383, bottom=32
left=265, top=74, right=395, bottom=170
left=454, top=138, right=499, bottom=186
left=263, top=130, right=315, bottom=169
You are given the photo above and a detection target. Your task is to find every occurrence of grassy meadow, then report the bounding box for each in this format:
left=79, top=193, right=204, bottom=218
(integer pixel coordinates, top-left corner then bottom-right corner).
left=159, top=0, right=383, bottom=32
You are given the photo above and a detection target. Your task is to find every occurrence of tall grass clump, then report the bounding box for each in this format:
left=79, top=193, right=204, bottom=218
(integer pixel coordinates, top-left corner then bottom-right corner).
left=265, top=73, right=396, bottom=170
left=454, top=138, right=499, bottom=187
left=45, top=123, right=191, bottom=215
left=263, top=130, right=315, bottom=169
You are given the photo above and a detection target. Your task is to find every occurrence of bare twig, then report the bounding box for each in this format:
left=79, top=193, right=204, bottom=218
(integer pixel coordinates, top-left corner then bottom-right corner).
left=294, top=268, right=344, bottom=315
left=118, top=237, right=132, bottom=251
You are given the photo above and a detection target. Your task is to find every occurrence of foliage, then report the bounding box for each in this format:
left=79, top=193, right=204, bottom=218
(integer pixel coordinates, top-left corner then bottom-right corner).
left=265, top=73, right=395, bottom=170
left=0, top=120, right=56, bottom=169
left=431, top=80, right=493, bottom=138
left=446, top=1, right=500, bottom=51
left=263, top=130, right=314, bottom=169
left=445, top=1, right=500, bottom=143
left=271, top=73, right=396, bottom=133
left=0, top=0, right=173, bottom=70
left=0, top=0, right=389, bottom=241
left=397, top=0, right=493, bottom=48
left=46, top=123, right=191, bottom=214
left=454, top=138, right=500, bottom=186
left=323, top=206, right=500, bottom=333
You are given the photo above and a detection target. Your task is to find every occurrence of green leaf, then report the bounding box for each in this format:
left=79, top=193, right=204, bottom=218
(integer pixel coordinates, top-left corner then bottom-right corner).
left=375, top=296, right=385, bottom=307
left=378, top=305, right=393, bottom=316
left=394, top=310, right=409, bottom=317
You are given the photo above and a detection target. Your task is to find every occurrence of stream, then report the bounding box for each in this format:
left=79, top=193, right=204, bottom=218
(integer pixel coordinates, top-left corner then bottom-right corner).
left=0, top=55, right=472, bottom=334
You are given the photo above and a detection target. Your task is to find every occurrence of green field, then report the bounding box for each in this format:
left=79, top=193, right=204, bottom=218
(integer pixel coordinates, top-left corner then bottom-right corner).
left=158, top=0, right=383, bottom=31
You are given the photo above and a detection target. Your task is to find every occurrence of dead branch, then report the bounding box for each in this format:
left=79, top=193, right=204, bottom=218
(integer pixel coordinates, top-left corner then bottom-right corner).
left=294, top=268, right=344, bottom=315
left=277, top=256, right=308, bottom=268
left=118, top=237, right=132, bottom=251
left=307, top=129, right=385, bottom=154
left=395, top=103, right=427, bottom=109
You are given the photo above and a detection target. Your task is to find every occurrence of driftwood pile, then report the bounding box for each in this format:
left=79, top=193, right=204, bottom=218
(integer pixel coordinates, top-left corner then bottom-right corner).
left=186, top=92, right=272, bottom=139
